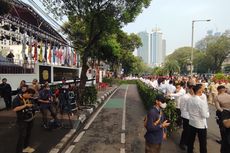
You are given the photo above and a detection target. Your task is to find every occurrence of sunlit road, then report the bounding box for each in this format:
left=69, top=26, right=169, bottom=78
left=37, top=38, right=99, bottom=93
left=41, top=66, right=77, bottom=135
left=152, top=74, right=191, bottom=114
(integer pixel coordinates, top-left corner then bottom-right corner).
left=62, top=84, right=221, bottom=153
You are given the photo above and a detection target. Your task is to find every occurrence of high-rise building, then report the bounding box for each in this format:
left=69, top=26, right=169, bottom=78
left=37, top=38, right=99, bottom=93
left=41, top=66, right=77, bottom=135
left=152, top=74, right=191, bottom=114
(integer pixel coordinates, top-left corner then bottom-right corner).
left=137, top=28, right=166, bottom=67
left=137, top=31, right=150, bottom=64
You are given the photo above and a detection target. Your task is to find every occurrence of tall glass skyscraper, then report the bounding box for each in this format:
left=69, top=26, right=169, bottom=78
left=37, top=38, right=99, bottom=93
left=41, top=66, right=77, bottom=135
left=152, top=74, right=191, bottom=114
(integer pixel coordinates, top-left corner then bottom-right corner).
left=137, top=31, right=150, bottom=64
left=137, top=28, right=166, bottom=67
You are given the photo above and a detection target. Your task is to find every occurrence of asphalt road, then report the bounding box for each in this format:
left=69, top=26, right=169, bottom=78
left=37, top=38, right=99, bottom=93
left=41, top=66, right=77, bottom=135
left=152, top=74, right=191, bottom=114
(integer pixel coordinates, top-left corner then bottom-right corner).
left=62, top=84, right=221, bottom=153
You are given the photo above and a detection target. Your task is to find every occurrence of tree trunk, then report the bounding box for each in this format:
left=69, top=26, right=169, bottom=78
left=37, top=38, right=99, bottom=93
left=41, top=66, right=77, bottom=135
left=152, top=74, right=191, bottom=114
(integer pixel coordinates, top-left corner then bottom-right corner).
left=78, top=54, right=89, bottom=105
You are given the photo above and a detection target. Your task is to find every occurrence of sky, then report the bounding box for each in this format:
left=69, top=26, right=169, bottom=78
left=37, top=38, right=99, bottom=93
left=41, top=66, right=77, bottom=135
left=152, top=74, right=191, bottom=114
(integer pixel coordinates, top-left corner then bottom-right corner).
left=122, top=0, right=230, bottom=55
left=23, top=0, right=230, bottom=55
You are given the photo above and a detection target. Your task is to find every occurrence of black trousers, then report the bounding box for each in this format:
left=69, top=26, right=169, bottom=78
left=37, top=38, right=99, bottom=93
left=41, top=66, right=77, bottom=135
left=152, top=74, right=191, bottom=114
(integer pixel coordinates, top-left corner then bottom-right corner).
left=176, top=108, right=182, bottom=127
left=221, top=131, right=230, bottom=153
left=40, top=104, right=57, bottom=126
left=16, top=120, right=33, bottom=153
left=4, top=98, right=12, bottom=110
left=216, top=110, right=224, bottom=141
left=180, top=118, right=189, bottom=146
left=187, top=125, right=207, bottom=153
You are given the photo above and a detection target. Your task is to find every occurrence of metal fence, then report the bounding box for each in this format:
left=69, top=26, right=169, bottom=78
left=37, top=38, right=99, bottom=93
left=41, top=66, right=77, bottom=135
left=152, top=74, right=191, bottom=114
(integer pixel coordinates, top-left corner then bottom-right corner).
left=0, top=58, right=35, bottom=74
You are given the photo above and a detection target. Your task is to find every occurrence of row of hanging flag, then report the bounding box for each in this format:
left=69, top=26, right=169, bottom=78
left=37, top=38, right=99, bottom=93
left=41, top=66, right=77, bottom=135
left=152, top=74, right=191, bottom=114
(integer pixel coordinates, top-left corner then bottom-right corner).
left=21, top=36, right=78, bottom=66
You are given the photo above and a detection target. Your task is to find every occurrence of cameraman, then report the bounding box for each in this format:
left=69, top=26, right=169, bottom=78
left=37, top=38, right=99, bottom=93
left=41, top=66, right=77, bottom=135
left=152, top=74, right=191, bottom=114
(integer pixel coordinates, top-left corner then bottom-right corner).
left=38, top=82, right=58, bottom=129
left=12, top=88, right=36, bottom=153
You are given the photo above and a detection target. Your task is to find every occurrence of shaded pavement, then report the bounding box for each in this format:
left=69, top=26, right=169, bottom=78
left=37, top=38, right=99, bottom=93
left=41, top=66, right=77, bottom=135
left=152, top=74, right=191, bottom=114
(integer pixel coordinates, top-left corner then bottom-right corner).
left=0, top=86, right=115, bottom=153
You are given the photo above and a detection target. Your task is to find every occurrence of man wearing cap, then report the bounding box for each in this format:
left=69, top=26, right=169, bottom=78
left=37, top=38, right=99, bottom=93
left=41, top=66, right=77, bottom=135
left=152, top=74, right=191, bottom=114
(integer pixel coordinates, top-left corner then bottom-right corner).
left=144, top=95, right=170, bottom=153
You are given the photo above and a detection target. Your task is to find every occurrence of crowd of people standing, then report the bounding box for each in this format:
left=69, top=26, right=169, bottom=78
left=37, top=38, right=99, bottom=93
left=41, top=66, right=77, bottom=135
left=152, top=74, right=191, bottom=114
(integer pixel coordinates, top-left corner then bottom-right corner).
left=0, top=77, right=76, bottom=153
left=141, top=75, right=230, bottom=153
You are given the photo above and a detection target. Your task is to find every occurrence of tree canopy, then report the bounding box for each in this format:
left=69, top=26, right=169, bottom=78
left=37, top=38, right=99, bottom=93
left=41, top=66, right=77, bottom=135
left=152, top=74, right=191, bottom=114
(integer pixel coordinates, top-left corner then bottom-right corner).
left=41, top=0, right=152, bottom=103
left=166, top=34, right=230, bottom=74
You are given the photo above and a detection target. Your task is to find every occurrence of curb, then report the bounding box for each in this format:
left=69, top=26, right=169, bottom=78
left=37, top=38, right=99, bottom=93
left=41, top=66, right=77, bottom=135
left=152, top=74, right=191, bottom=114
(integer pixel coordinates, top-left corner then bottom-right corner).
left=49, top=86, right=118, bottom=153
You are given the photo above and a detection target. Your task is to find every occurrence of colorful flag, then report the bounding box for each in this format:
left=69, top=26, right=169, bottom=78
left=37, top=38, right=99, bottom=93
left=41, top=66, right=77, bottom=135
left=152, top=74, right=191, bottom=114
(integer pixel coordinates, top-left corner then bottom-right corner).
left=33, top=41, right=37, bottom=62
left=39, top=42, right=43, bottom=62
left=53, top=46, right=56, bottom=63
left=58, top=47, right=63, bottom=64
left=73, top=49, right=76, bottom=65
left=28, top=38, right=32, bottom=59
left=44, top=40, right=47, bottom=62
left=48, top=44, right=52, bottom=63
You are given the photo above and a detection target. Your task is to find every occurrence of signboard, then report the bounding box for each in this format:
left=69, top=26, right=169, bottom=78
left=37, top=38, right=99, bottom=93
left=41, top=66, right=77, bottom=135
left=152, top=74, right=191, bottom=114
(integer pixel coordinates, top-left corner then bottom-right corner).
left=39, top=65, right=51, bottom=84
left=53, top=67, right=78, bottom=81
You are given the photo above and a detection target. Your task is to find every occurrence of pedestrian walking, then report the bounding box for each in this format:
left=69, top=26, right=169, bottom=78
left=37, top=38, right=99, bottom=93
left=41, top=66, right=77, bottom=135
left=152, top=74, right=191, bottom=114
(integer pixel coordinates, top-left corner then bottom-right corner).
left=12, top=88, right=36, bottom=153
left=0, top=78, right=12, bottom=110
left=144, top=95, right=170, bottom=153
left=187, top=84, right=210, bottom=153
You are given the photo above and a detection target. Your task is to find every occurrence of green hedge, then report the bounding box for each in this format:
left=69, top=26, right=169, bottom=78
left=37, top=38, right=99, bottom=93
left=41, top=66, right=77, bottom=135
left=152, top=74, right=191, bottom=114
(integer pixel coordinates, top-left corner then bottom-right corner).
left=136, top=80, right=178, bottom=134
left=81, top=86, right=97, bottom=105
left=103, top=77, right=137, bottom=85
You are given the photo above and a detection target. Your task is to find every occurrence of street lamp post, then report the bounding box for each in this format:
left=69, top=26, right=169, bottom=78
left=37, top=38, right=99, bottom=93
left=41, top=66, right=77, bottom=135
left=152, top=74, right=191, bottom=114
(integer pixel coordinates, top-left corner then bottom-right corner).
left=190, top=19, right=211, bottom=75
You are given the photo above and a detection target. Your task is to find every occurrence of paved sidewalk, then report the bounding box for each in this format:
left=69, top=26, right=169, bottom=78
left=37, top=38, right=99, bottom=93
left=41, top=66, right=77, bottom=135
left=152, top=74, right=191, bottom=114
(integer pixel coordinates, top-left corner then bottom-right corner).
left=0, top=85, right=117, bottom=153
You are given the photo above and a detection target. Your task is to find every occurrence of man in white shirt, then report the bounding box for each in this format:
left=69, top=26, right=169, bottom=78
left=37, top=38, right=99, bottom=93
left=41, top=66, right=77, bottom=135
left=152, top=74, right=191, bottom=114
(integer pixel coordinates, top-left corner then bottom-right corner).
left=166, top=80, right=176, bottom=95
left=169, top=83, right=186, bottom=127
left=179, top=84, right=194, bottom=150
left=158, top=79, right=167, bottom=94
left=187, top=84, right=210, bottom=153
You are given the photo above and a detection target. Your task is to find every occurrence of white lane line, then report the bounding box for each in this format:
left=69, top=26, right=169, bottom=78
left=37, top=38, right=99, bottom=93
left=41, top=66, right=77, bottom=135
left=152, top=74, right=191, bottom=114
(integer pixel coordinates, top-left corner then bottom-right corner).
left=122, top=85, right=128, bottom=131
left=121, top=133, right=125, bottom=144
left=49, top=148, right=59, bottom=153
left=65, top=145, right=75, bottom=153
left=73, top=131, right=85, bottom=143
left=120, top=85, right=128, bottom=152
left=84, top=87, right=119, bottom=130
left=120, top=148, right=125, bottom=153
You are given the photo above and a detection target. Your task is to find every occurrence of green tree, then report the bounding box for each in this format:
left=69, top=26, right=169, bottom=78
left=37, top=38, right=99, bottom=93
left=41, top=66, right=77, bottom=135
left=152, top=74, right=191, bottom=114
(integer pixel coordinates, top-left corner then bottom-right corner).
left=163, top=60, right=180, bottom=76
left=96, top=31, right=142, bottom=77
left=152, top=67, right=166, bottom=76
left=195, top=35, right=219, bottom=51
left=121, top=51, right=136, bottom=75
left=194, top=52, right=210, bottom=73
left=166, top=47, right=202, bottom=74
left=206, top=35, right=230, bottom=73
left=41, top=0, right=152, bottom=103
left=132, top=57, right=149, bottom=76
left=117, top=31, right=142, bottom=76
left=96, top=35, right=121, bottom=72
left=117, top=31, right=142, bottom=53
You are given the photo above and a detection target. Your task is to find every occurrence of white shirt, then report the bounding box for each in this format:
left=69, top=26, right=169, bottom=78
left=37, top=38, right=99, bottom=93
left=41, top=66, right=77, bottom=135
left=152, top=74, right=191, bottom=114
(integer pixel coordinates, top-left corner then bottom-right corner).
left=187, top=95, right=210, bottom=129
left=170, top=87, right=186, bottom=108
left=159, top=83, right=167, bottom=94
left=180, top=93, right=192, bottom=119
left=166, top=84, right=176, bottom=94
